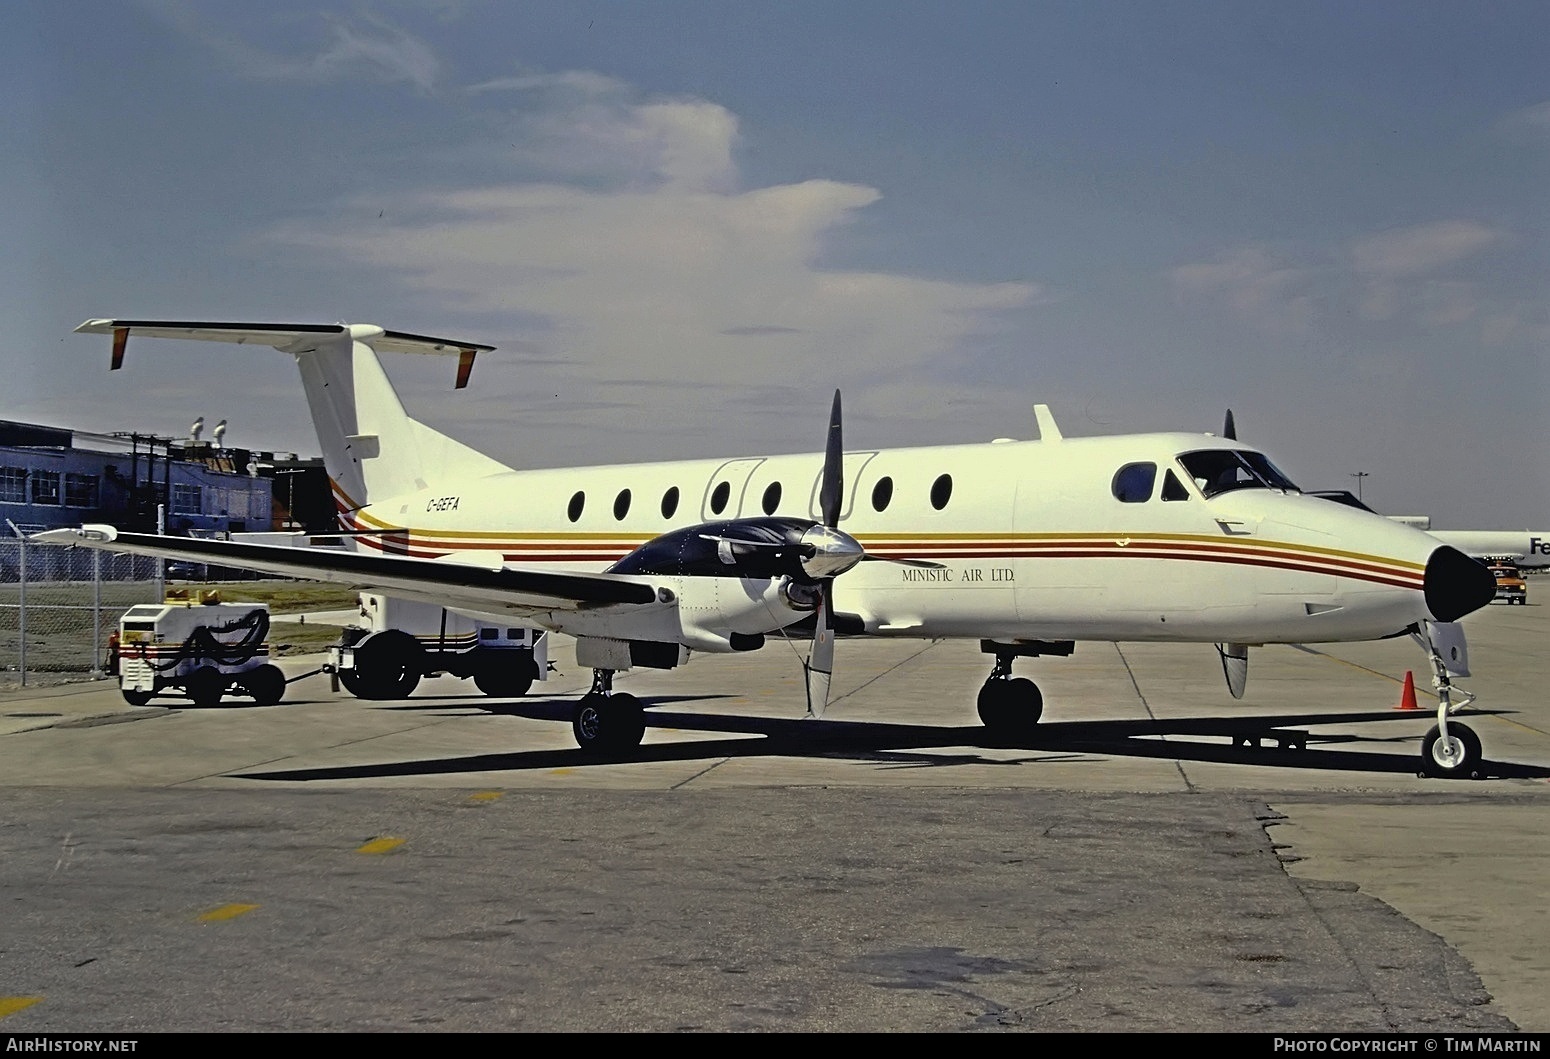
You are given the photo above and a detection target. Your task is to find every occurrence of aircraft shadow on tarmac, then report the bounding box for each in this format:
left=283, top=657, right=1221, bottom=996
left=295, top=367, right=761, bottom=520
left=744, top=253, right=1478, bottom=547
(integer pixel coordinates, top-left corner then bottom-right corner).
left=238, top=694, right=1550, bottom=784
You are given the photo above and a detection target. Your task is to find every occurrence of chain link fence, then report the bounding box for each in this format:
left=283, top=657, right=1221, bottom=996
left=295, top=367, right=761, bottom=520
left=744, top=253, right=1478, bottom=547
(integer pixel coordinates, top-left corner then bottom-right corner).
left=0, top=537, right=162, bottom=686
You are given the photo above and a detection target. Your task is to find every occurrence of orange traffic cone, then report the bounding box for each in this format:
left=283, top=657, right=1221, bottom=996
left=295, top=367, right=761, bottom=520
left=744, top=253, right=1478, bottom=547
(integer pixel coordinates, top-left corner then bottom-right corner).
left=1396, top=670, right=1419, bottom=711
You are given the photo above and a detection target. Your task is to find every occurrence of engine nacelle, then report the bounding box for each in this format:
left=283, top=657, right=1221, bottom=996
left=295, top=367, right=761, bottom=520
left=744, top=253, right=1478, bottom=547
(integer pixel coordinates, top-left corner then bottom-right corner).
left=549, top=573, right=810, bottom=668
left=607, top=516, right=864, bottom=584
left=671, top=574, right=805, bottom=652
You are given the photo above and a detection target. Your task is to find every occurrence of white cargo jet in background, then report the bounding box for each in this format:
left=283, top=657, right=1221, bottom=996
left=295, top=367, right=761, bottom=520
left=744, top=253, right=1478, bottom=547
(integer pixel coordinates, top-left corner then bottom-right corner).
left=1306, top=490, right=1549, bottom=571
left=39, top=320, right=1499, bottom=777
left=1424, top=531, right=1550, bottom=570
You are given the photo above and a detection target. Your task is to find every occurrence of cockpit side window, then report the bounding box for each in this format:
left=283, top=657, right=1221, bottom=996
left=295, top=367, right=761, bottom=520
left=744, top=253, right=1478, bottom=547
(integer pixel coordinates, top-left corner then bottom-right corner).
left=1112, top=462, right=1157, bottom=503
left=1177, top=449, right=1300, bottom=499
left=1161, top=469, right=1189, bottom=501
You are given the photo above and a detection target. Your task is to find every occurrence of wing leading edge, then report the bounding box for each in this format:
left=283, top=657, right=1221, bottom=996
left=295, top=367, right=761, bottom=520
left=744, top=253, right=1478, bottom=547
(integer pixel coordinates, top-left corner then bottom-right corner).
left=33, top=527, right=656, bottom=616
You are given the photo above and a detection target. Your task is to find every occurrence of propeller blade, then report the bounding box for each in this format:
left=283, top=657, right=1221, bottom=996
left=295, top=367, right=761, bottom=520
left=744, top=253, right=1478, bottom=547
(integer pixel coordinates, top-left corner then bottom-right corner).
left=1223, top=409, right=1237, bottom=440
left=819, top=389, right=843, bottom=528
left=804, top=580, right=835, bottom=718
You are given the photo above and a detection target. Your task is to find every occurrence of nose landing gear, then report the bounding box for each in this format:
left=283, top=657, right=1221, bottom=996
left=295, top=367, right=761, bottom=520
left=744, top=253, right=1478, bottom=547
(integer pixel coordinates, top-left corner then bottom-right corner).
left=1412, top=624, right=1482, bottom=779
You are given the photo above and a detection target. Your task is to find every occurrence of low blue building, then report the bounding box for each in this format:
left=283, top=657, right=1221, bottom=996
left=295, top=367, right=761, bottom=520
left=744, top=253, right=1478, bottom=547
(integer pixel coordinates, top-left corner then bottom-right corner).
left=1, top=420, right=277, bottom=537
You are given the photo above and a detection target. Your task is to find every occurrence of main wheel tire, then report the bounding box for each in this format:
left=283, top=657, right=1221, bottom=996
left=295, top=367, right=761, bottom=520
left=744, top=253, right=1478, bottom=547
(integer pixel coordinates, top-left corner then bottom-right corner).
left=977, top=678, right=1043, bottom=735
left=1421, top=721, right=1483, bottom=779
left=185, top=666, right=226, bottom=708
left=352, top=631, right=424, bottom=700
left=977, top=680, right=1015, bottom=730
left=572, top=692, right=646, bottom=754
left=472, top=656, right=536, bottom=699
left=242, top=664, right=287, bottom=706
left=121, top=688, right=155, bottom=707
left=337, top=669, right=365, bottom=698
left=1006, top=676, right=1044, bottom=725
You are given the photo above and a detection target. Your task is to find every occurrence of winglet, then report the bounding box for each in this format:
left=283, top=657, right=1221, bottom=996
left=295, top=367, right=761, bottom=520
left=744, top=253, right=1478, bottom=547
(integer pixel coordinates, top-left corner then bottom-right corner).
left=1034, top=404, right=1063, bottom=442
left=111, top=326, right=128, bottom=371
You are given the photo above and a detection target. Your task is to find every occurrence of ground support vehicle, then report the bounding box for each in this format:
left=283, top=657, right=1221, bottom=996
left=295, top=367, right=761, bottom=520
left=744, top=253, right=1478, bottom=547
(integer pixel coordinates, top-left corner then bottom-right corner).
left=116, top=594, right=285, bottom=707
left=326, top=593, right=548, bottom=700
left=1485, top=557, right=1528, bottom=605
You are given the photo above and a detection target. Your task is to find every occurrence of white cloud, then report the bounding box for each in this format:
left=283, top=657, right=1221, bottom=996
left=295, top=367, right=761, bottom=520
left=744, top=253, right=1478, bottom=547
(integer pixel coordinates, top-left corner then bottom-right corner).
left=310, top=13, right=439, bottom=92
left=267, top=70, right=1041, bottom=397
left=150, top=4, right=440, bottom=92
left=468, top=70, right=628, bottom=97
left=1348, top=220, right=1501, bottom=278
left=1493, top=99, right=1550, bottom=142
left=1167, top=247, right=1317, bottom=337
left=1172, top=221, right=1509, bottom=335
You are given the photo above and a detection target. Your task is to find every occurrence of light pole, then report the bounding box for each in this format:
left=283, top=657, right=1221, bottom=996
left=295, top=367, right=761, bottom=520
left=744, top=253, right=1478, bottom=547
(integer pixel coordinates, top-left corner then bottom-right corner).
left=1350, top=471, right=1369, bottom=503
left=271, top=468, right=305, bottom=530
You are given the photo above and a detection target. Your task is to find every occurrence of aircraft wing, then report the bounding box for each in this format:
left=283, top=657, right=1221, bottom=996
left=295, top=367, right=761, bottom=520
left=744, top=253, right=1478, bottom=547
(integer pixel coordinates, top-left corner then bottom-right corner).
left=32, top=526, right=655, bottom=617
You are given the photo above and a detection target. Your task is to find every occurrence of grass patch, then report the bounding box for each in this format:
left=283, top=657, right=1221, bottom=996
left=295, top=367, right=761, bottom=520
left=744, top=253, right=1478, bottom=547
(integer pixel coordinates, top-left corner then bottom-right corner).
left=183, top=582, right=362, bottom=615
left=268, top=620, right=349, bottom=656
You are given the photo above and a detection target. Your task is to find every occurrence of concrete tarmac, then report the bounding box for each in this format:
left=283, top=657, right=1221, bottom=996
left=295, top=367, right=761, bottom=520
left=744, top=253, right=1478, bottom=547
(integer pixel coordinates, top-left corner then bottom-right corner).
left=1, top=600, right=1546, bottom=1033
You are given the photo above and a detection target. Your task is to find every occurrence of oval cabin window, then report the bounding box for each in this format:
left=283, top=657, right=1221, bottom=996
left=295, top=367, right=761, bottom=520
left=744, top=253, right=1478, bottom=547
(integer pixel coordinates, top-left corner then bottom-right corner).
left=1111, top=463, right=1157, bottom=503
left=930, top=474, right=953, bottom=511
left=661, top=486, right=680, bottom=519
left=567, top=491, right=585, bottom=522
left=710, top=481, right=731, bottom=515
left=761, top=481, right=782, bottom=515
left=613, top=488, right=631, bottom=520
left=871, top=476, right=894, bottom=512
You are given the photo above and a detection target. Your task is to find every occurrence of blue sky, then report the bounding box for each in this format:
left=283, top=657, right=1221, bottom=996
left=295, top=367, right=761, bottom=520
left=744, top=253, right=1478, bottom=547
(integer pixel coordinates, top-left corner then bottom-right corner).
left=5, top=1, right=1546, bottom=528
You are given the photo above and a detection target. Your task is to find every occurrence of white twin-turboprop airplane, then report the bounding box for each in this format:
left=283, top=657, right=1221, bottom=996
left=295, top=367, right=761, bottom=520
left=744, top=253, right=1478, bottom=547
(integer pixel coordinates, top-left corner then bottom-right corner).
left=39, top=319, right=1500, bottom=777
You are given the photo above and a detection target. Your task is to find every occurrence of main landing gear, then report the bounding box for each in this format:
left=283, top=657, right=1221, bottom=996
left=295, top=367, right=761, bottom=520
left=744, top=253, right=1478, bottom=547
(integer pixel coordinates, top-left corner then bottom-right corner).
left=1413, top=629, right=1483, bottom=780
left=976, top=640, right=1069, bottom=738
left=572, top=669, right=646, bottom=755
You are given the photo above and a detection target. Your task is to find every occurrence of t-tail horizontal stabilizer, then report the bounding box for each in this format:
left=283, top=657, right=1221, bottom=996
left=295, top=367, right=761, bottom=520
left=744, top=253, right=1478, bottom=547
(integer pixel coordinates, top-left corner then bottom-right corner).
left=75, top=319, right=493, bottom=389
left=74, top=317, right=512, bottom=512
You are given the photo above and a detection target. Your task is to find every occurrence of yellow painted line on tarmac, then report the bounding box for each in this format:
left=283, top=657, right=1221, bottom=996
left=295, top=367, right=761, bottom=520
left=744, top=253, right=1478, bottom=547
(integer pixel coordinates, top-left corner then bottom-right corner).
left=1290, top=645, right=1438, bottom=701
left=356, top=837, right=405, bottom=855
left=1, top=997, right=43, bottom=1019
left=198, top=903, right=259, bottom=922
left=1293, top=644, right=1550, bottom=734
left=469, top=791, right=503, bottom=803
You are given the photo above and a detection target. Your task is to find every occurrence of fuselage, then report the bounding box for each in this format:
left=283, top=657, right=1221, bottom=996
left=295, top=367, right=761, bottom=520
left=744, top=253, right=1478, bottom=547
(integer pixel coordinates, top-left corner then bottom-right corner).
left=336, top=430, right=1479, bottom=646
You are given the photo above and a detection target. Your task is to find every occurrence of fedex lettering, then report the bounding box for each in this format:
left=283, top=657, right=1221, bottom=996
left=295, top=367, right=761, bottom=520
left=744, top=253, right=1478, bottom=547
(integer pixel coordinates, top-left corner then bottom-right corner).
left=1531, top=537, right=1548, bottom=556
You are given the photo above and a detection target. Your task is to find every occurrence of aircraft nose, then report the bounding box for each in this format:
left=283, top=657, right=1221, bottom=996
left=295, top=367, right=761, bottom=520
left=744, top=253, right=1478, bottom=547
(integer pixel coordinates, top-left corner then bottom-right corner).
left=1424, top=545, right=1497, bottom=622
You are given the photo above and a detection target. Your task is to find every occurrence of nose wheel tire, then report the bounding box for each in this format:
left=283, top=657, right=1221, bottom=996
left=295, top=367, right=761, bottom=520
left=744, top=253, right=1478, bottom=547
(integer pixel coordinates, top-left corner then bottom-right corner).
left=573, top=692, right=646, bottom=754
left=1420, top=721, right=1483, bottom=779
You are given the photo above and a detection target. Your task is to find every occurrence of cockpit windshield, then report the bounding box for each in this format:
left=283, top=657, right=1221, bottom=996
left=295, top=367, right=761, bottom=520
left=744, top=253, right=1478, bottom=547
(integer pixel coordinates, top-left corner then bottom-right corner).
left=1177, top=449, right=1300, bottom=499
